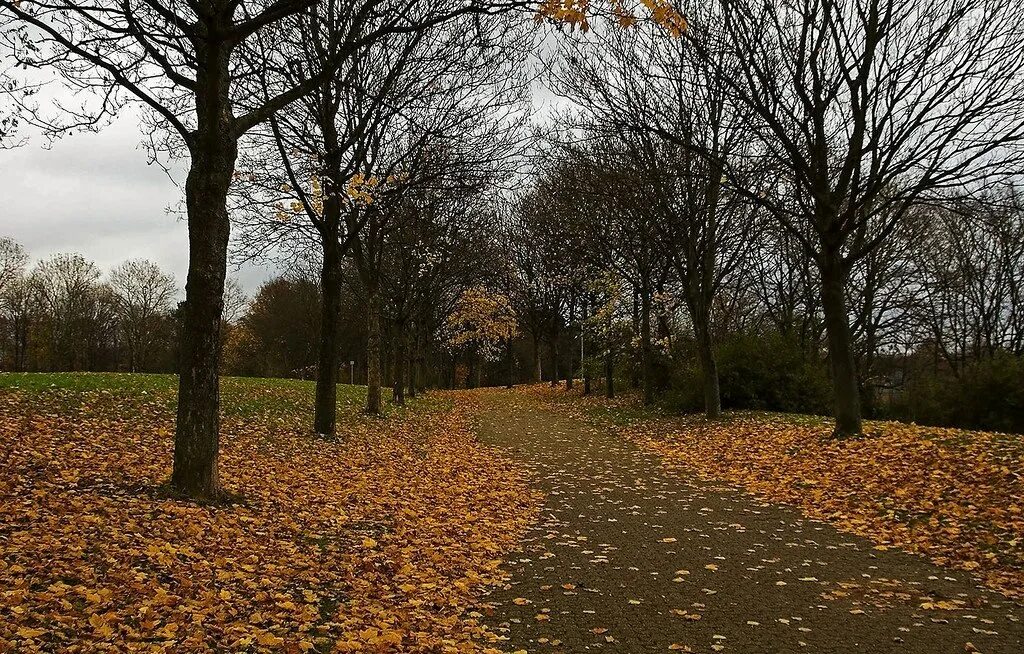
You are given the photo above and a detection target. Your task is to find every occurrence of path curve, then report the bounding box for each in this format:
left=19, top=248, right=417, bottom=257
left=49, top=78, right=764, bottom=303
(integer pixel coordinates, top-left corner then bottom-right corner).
left=476, top=390, right=1023, bottom=654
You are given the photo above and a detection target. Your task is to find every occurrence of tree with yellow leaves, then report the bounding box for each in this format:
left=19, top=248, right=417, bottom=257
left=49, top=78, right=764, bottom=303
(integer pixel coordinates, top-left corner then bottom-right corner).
left=445, top=287, right=518, bottom=387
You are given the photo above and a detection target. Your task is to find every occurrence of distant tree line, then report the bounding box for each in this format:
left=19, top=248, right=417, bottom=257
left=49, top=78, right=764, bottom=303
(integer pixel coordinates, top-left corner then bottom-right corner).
left=0, top=241, right=183, bottom=373
left=0, top=232, right=520, bottom=403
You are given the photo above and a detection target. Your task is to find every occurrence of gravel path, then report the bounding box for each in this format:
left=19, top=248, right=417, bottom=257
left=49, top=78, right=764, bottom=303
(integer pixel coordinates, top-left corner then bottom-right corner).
left=476, top=391, right=1023, bottom=654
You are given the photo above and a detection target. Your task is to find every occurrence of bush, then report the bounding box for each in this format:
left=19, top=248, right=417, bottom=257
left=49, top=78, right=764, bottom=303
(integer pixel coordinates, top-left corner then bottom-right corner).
left=664, top=331, right=832, bottom=415
left=892, top=353, right=1024, bottom=433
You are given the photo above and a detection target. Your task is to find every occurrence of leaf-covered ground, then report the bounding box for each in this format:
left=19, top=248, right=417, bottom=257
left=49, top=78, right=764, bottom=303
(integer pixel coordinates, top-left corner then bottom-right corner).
left=0, top=374, right=540, bottom=652
left=532, top=385, right=1024, bottom=600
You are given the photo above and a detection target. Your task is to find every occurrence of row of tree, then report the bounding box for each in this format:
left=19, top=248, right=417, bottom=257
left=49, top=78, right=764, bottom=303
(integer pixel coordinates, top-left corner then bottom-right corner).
left=499, top=0, right=1024, bottom=437
left=500, top=176, right=1024, bottom=431
left=3, top=0, right=1023, bottom=500
left=0, top=0, right=606, bottom=497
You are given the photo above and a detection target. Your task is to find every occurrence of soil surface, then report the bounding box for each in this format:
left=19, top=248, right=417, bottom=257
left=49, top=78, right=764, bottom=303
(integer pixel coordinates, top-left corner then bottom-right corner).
left=475, top=390, right=1024, bottom=653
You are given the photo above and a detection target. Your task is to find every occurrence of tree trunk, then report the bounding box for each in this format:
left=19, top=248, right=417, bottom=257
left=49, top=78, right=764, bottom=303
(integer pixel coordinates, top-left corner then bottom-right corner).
left=549, top=337, right=559, bottom=387
left=565, top=331, right=574, bottom=390
left=506, top=338, right=514, bottom=389
left=314, top=234, right=342, bottom=436
left=407, top=326, right=418, bottom=399
left=640, top=284, right=654, bottom=406
left=392, top=319, right=406, bottom=405
left=605, top=345, right=615, bottom=398
left=695, top=322, right=721, bottom=419
left=383, top=326, right=393, bottom=390
left=171, top=132, right=235, bottom=499
left=582, top=322, right=590, bottom=395
left=365, top=284, right=382, bottom=414
left=820, top=255, right=862, bottom=437
left=532, top=334, right=542, bottom=382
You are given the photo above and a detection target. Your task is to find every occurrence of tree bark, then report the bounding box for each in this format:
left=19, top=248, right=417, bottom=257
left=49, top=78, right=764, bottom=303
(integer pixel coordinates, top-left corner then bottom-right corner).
left=383, top=325, right=393, bottom=390
left=407, top=325, right=418, bottom=399
left=549, top=337, right=559, bottom=387
left=605, top=345, right=615, bottom=398
left=172, top=136, right=234, bottom=499
left=640, top=283, right=654, bottom=406
left=392, top=319, right=406, bottom=405
left=313, top=233, right=342, bottom=436
left=365, top=284, right=382, bottom=414
left=506, top=338, right=514, bottom=389
left=820, top=254, right=862, bottom=436
left=694, top=322, right=721, bottom=418
left=565, top=331, right=574, bottom=390
left=532, top=333, right=542, bottom=382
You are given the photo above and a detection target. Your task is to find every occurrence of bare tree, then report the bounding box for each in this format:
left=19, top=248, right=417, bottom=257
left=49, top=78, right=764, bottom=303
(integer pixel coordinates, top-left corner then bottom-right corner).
left=0, top=237, right=28, bottom=294
left=0, top=240, right=35, bottom=371
left=537, top=140, right=673, bottom=405
left=0, top=0, right=521, bottom=495
left=232, top=5, right=528, bottom=422
left=221, top=277, right=249, bottom=326
left=549, top=23, right=761, bottom=416
left=688, top=0, right=1024, bottom=435
left=109, top=259, right=177, bottom=372
left=913, top=192, right=1024, bottom=374
left=0, top=274, right=39, bottom=371
left=29, top=252, right=114, bottom=370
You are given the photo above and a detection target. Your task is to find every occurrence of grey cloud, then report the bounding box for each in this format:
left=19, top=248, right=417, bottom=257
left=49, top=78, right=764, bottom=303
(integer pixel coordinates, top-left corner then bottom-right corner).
left=0, top=112, right=276, bottom=295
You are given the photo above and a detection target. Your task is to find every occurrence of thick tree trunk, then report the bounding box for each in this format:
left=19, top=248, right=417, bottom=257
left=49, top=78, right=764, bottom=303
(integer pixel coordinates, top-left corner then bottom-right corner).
left=640, top=284, right=654, bottom=406
left=172, top=134, right=235, bottom=499
left=392, top=319, right=406, bottom=405
left=695, top=323, right=721, bottom=419
left=820, top=256, right=862, bottom=437
left=314, top=235, right=342, bottom=435
left=365, top=285, right=382, bottom=414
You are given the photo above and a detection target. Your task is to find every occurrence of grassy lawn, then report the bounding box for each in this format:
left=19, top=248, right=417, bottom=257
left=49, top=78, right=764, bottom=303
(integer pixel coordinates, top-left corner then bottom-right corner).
left=0, top=372, right=417, bottom=421
left=0, top=373, right=538, bottom=652
left=528, top=384, right=1024, bottom=600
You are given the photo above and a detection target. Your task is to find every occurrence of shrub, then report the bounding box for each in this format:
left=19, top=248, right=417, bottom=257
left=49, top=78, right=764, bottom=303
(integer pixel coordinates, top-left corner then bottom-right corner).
left=664, top=331, right=832, bottom=415
left=892, top=353, right=1024, bottom=433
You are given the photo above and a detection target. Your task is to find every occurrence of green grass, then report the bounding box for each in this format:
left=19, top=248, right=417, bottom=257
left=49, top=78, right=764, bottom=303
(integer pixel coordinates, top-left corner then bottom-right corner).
left=0, top=372, right=426, bottom=423
left=0, top=371, right=177, bottom=394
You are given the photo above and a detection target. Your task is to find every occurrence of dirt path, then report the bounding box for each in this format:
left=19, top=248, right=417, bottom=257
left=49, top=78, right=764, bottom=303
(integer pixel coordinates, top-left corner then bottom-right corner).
left=475, top=390, right=1023, bottom=654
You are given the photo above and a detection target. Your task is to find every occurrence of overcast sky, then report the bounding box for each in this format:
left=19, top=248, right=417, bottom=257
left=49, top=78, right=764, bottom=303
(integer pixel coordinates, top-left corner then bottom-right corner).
left=0, top=111, right=277, bottom=294
left=0, top=56, right=560, bottom=297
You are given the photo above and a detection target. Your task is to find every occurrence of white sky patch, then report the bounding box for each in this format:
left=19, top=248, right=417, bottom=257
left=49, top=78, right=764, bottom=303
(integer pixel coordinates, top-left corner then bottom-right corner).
left=0, top=110, right=278, bottom=294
